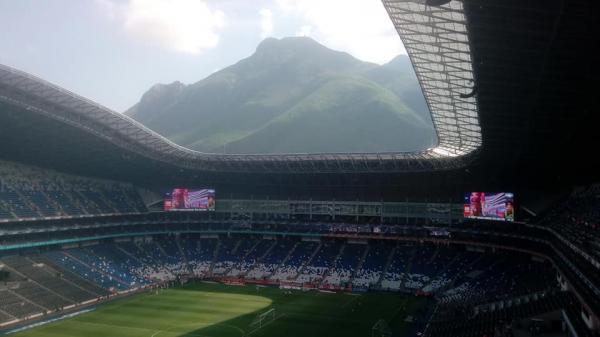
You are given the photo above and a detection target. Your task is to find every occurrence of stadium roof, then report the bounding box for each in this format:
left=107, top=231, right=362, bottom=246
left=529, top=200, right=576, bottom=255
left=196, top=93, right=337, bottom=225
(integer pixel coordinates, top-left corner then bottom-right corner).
left=0, top=62, right=476, bottom=174
left=384, top=0, right=481, bottom=157
left=0, top=0, right=481, bottom=175
left=0, top=0, right=596, bottom=192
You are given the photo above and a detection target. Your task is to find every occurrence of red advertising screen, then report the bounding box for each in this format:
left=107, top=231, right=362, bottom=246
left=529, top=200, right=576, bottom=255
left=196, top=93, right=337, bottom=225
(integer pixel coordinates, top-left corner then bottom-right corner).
left=464, top=192, right=514, bottom=222
left=164, top=188, right=215, bottom=211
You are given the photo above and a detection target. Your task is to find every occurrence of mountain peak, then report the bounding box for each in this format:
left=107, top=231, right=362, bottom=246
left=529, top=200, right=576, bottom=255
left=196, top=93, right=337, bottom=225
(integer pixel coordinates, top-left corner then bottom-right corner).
left=253, top=36, right=353, bottom=62
left=148, top=81, right=185, bottom=93
left=256, top=36, right=323, bottom=52
left=248, top=36, right=366, bottom=73
left=125, top=81, right=185, bottom=117
left=127, top=37, right=435, bottom=153
left=384, top=55, right=413, bottom=71
left=141, top=81, right=186, bottom=103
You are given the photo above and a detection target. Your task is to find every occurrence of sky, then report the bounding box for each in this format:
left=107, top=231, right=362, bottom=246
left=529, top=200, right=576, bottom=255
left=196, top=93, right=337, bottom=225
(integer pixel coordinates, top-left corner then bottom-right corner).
left=0, top=0, right=406, bottom=112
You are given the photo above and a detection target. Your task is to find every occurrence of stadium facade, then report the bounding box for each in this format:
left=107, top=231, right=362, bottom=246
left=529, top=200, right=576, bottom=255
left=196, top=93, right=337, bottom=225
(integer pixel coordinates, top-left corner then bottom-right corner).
left=0, top=0, right=598, bottom=336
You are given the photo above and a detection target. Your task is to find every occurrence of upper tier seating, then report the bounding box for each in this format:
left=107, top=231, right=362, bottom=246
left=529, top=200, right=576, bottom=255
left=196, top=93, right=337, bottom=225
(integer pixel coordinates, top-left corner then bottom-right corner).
left=541, top=184, right=600, bottom=261
left=0, top=160, right=147, bottom=220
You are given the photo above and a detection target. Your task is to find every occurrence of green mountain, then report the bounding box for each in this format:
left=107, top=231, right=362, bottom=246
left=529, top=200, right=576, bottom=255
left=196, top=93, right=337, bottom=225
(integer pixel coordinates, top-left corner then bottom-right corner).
left=126, top=37, right=436, bottom=154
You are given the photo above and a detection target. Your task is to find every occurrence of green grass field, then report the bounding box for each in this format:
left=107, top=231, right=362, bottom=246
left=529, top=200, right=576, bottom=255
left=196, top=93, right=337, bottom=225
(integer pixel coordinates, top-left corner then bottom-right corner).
left=7, top=283, right=424, bottom=337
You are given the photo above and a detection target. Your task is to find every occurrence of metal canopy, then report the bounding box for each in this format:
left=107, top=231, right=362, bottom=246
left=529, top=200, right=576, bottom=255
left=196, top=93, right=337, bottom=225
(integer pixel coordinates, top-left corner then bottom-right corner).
left=383, top=0, right=481, bottom=158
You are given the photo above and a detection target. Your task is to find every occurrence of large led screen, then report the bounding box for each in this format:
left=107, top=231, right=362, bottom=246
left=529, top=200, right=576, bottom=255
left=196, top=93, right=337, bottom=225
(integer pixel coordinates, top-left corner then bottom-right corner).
left=164, top=188, right=215, bottom=211
left=464, top=192, right=514, bottom=222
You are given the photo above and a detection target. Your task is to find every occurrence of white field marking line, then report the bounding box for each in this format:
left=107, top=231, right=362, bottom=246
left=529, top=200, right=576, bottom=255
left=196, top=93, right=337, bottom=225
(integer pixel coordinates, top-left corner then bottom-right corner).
left=286, top=312, right=349, bottom=322
left=98, top=290, right=157, bottom=312
left=2, top=309, right=95, bottom=335
left=74, top=320, right=158, bottom=332
left=150, top=322, right=245, bottom=337
left=245, top=313, right=286, bottom=337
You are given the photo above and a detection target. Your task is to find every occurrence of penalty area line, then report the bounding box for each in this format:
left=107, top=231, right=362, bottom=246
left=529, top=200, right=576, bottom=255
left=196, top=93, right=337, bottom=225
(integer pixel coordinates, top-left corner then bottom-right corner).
left=150, top=322, right=245, bottom=337
left=245, top=313, right=286, bottom=337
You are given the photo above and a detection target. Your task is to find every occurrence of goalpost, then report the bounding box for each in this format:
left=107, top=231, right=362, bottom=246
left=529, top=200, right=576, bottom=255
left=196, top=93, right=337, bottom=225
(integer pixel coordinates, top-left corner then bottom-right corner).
left=250, top=308, right=277, bottom=330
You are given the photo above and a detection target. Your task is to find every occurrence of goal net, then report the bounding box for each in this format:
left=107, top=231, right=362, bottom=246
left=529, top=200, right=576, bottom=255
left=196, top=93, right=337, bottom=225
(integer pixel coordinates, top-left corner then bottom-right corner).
left=250, top=308, right=276, bottom=330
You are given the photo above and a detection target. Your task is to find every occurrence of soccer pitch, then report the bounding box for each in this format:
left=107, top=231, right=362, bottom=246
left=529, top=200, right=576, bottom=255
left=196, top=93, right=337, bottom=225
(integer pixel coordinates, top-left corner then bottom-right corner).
left=6, top=283, right=424, bottom=337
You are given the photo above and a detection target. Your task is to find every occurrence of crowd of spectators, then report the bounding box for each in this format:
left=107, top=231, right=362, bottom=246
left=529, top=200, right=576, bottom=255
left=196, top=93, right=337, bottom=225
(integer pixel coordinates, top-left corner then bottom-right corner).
left=26, top=236, right=554, bottom=301
left=0, top=160, right=147, bottom=220
left=0, top=234, right=576, bottom=335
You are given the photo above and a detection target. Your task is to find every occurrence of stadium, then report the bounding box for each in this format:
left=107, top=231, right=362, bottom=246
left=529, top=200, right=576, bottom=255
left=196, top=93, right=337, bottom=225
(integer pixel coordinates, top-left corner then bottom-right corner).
left=0, top=0, right=597, bottom=337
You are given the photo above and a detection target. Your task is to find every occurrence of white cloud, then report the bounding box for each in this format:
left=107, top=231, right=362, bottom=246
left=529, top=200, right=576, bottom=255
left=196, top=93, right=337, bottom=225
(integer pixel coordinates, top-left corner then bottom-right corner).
left=94, top=0, right=121, bottom=21
left=259, top=8, right=273, bottom=39
left=295, top=25, right=312, bottom=37
left=277, top=0, right=406, bottom=64
left=97, top=0, right=225, bottom=54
